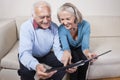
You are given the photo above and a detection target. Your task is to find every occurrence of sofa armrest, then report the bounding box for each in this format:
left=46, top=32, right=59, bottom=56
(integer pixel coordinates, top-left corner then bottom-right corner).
left=0, top=19, right=17, bottom=60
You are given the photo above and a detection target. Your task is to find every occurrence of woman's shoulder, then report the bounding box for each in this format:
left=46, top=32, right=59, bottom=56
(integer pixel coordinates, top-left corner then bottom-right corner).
left=78, top=20, right=90, bottom=28
left=59, top=24, right=64, bottom=28
left=78, top=20, right=90, bottom=32
left=58, top=24, right=67, bottom=34
left=81, top=20, right=90, bottom=26
left=58, top=24, right=66, bottom=30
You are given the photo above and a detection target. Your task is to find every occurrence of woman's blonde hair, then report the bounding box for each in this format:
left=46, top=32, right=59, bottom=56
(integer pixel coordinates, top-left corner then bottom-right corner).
left=57, top=3, right=83, bottom=24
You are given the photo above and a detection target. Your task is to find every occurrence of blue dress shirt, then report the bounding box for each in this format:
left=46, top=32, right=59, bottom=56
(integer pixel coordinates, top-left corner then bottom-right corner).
left=19, top=18, right=63, bottom=70
left=58, top=20, right=90, bottom=52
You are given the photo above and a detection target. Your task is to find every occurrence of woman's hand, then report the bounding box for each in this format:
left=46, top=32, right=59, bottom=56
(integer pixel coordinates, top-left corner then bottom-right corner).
left=61, top=50, right=77, bottom=73
left=85, top=52, right=97, bottom=62
left=83, top=49, right=97, bottom=62
left=61, top=50, right=72, bottom=66
left=36, top=64, right=57, bottom=79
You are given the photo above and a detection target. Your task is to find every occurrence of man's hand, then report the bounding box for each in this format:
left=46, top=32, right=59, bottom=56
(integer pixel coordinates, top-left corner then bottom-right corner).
left=66, top=66, right=77, bottom=73
left=36, top=64, right=57, bottom=79
left=61, top=50, right=72, bottom=66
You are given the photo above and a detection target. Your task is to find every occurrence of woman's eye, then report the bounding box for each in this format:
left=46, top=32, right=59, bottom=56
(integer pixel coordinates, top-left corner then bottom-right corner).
left=60, top=19, right=64, bottom=21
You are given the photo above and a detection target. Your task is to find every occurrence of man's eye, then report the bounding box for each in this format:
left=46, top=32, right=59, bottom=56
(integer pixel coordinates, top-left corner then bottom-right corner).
left=46, top=16, right=51, bottom=18
left=39, top=16, right=45, bottom=19
left=66, top=18, right=70, bottom=20
left=39, top=16, right=51, bottom=19
left=60, top=19, right=64, bottom=21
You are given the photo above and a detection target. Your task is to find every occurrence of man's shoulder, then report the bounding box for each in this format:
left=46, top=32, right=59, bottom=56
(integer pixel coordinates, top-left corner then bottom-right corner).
left=21, top=18, right=32, bottom=26
left=50, top=22, right=59, bottom=35
left=50, top=22, right=59, bottom=31
left=51, top=22, right=58, bottom=28
left=21, top=18, right=33, bottom=30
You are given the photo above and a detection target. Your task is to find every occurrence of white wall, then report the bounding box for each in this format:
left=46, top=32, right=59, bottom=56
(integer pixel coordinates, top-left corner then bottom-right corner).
left=0, top=0, right=120, bottom=19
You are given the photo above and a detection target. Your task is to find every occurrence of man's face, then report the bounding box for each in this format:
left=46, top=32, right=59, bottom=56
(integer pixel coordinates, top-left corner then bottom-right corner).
left=33, top=6, right=51, bottom=29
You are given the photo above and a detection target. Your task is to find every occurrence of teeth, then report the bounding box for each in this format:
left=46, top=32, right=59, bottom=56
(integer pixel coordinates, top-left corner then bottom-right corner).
left=66, top=24, right=70, bottom=27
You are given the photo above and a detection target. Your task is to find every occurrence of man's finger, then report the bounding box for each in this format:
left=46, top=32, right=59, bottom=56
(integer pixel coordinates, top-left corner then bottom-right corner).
left=37, top=71, right=48, bottom=77
left=38, top=70, right=57, bottom=79
left=48, top=70, right=57, bottom=77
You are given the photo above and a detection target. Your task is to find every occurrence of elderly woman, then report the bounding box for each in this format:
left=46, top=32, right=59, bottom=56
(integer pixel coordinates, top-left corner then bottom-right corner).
left=58, top=3, right=97, bottom=80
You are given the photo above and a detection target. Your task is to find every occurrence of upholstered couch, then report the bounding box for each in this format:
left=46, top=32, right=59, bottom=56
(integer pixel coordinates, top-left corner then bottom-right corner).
left=0, top=16, right=120, bottom=80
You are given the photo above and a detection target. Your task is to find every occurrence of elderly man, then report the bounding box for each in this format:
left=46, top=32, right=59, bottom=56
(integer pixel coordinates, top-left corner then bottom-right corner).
left=18, top=1, right=66, bottom=80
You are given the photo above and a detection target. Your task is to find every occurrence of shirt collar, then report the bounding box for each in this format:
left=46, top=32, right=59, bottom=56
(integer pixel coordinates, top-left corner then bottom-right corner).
left=33, top=20, right=39, bottom=29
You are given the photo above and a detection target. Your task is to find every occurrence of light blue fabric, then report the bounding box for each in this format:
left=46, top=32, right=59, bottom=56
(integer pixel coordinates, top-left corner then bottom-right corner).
left=19, top=18, right=63, bottom=70
left=58, top=20, right=90, bottom=52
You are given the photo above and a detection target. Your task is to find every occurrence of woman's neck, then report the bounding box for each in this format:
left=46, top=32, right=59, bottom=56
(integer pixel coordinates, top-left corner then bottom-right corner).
left=70, top=23, right=78, bottom=31
left=70, top=23, right=78, bottom=40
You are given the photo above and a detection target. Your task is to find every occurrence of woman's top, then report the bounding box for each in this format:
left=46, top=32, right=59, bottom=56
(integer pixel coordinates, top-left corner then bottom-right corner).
left=58, top=20, right=90, bottom=52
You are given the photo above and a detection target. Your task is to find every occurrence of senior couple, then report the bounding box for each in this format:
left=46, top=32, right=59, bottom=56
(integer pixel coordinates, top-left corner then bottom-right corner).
left=18, top=1, right=97, bottom=80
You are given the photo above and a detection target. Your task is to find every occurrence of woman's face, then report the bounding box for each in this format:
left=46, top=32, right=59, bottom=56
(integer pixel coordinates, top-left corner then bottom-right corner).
left=58, top=11, right=76, bottom=30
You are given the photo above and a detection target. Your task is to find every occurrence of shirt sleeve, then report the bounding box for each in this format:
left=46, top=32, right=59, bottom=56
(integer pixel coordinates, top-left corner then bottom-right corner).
left=58, top=26, right=71, bottom=51
left=81, top=21, right=90, bottom=51
left=18, top=23, right=39, bottom=70
left=52, top=27, right=64, bottom=61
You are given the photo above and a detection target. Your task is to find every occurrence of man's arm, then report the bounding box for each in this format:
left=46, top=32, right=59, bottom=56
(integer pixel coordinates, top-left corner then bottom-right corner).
left=18, top=23, right=39, bottom=70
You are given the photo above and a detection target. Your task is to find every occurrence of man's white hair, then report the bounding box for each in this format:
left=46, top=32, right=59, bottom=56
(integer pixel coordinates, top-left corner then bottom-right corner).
left=32, top=0, right=51, bottom=16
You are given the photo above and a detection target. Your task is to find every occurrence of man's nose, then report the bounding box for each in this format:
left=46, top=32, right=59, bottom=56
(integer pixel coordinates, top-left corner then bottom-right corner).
left=43, top=17, right=49, bottom=23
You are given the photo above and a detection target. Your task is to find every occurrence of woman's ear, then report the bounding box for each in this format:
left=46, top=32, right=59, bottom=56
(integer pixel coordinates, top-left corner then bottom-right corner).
left=74, top=17, right=77, bottom=23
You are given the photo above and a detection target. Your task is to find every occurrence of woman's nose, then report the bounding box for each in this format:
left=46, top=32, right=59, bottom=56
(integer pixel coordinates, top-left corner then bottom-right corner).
left=63, top=21, right=68, bottom=25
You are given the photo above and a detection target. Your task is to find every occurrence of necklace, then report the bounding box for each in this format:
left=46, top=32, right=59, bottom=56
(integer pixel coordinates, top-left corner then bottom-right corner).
left=70, top=27, right=78, bottom=32
left=70, top=27, right=78, bottom=40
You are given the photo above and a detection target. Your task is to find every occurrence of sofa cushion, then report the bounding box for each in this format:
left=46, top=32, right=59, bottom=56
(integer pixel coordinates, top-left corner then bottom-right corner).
left=90, top=37, right=120, bottom=65
left=88, top=37, right=120, bottom=79
left=0, top=41, right=53, bottom=70
left=85, top=16, right=120, bottom=37
left=0, top=69, right=68, bottom=80
left=0, top=69, right=20, bottom=80
left=15, top=16, right=29, bottom=39
left=1, top=41, right=19, bottom=70
left=0, top=19, right=17, bottom=60
left=1, top=37, right=120, bottom=69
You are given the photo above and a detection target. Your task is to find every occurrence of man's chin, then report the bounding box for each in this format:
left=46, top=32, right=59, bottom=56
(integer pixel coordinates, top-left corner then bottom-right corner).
left=42, top=26, right=50, bottom=29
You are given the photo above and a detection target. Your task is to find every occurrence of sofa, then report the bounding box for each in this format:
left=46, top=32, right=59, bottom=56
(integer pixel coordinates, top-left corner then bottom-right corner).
left=0, top=16, right=120, bottom=80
